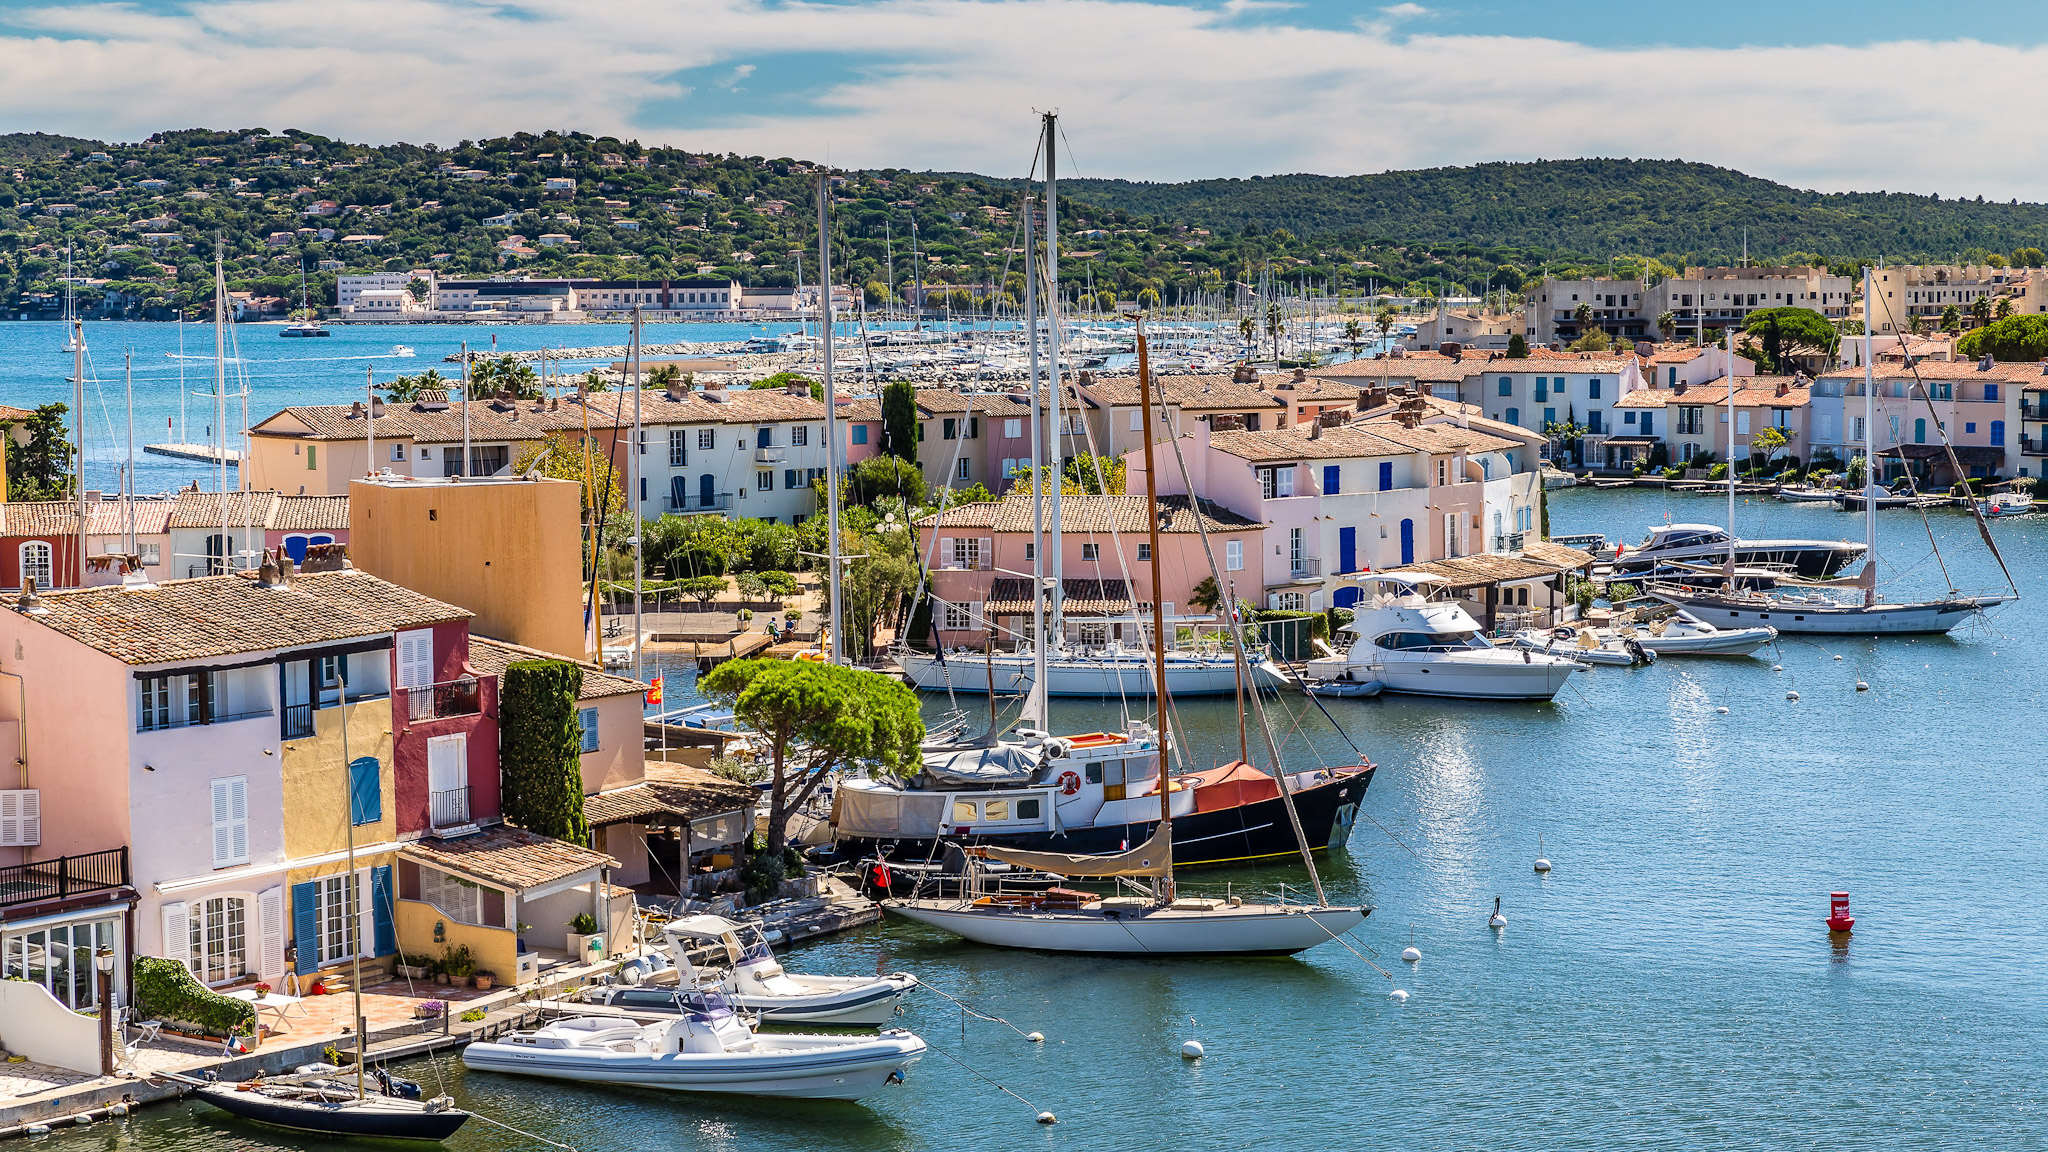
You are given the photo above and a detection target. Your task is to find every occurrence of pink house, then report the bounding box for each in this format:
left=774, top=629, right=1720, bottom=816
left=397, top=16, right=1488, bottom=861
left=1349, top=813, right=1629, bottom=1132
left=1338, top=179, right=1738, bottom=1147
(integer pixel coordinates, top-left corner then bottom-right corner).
left=914, top=492, right=1262, bottom=648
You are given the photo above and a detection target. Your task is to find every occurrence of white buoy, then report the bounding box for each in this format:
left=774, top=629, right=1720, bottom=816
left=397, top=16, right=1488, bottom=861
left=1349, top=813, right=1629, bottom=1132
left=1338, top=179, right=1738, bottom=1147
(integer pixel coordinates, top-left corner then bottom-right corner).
left=25, top=1125, right=49, bottom=1136
left=1833, top=654, right=1843, bottom=661
left=1773, top=664, right=1783, bottom=672
left=1388, top=988, right=1409, bottom=1002
left=110, top=1103, right=129, bottom=1117
left=1401, top=945, right=1421, bottom=962
left=1489, top=896, right=1506, bottom=930
left=1026, top=1031, right=1044, bottom=1043
left=1855, top=681, right=1869, bottom=692
left=1534, top=834, right=1551, bottom=873
left=1181, top=1039, right=1205, bottom=1059
left=1037, top=1111, right=1058, bottom=1125
left=1715, top=706, right=1730, bottom=714
left=1786, top=690, right=1800, bottom=700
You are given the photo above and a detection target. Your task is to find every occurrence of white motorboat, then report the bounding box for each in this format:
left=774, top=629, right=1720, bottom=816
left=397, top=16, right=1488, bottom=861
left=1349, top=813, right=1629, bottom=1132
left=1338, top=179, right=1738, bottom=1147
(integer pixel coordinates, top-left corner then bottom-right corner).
left=1615, top=609, right=1775, bottom=656
left=1511, top=627, right=1653, bottom=666
left=1610, top=523, right=1864, bottom=580
left=1540, top=463, right=1579, bottom=489
left=1979, top=490, right=2035, bottom=518
left=460, top=997, right=925, bottom=1102
left=621, top=915, right=917, bottom=1026
left=1774, top=485, right=1844, bottom=504
left=1302, top=576, right=1583, bottom=700
left=897, top=642, right=1284, bottom=697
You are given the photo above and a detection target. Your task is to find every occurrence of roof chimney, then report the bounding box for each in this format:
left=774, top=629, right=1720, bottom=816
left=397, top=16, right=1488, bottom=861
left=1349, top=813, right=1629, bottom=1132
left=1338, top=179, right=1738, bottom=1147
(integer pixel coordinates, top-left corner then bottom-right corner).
left=1292, top=367, right=1307, bottom=382
left=1307, top=418, right=1322, bottom=440
left=12, top=578, right=46, bottom=615
left=1979, top=353, right=1994, bottom=371
left=1776, top=380, right=1789, bottom=397
left=785, top=383, right=809, bottom=397
left=349, top=400, right=364, bottom=419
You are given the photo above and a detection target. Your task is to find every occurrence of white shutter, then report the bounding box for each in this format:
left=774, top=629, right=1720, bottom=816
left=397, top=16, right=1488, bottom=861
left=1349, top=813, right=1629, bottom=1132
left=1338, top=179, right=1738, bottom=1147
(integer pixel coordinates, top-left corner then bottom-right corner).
left=161, top=902, right=191, bottom=971
left=356, top=869, right=375, bottom=961
left=978, top=538, right=993, bottom=569
left=212, top=776, right=249, bottom=867
left=967, top=602, right=984, bottom=632
left=396, top=629, right=433, bottom=689
left=257, top=886, right=286, bottom=979
left=0, top=789, right=38, bottom=847
left=938, top=537, right=953, bottom=567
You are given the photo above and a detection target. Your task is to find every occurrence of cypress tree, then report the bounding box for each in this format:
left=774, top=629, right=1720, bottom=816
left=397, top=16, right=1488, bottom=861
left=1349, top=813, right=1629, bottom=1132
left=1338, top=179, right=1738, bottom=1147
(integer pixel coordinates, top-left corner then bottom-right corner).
left=881, top=379, right=919, bottom=466
left=498, top=659, right=589, bottom=846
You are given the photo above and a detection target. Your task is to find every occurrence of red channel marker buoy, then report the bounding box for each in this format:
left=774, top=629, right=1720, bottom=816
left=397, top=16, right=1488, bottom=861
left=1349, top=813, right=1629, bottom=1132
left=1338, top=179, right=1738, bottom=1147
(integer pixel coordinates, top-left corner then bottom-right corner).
left=1826, top=891, right=1856, bottom=934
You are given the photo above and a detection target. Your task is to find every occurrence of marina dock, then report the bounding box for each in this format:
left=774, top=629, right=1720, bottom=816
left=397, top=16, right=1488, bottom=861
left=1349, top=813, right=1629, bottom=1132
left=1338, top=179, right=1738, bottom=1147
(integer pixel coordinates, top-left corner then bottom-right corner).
left=142, top=443, right=240, bottom=464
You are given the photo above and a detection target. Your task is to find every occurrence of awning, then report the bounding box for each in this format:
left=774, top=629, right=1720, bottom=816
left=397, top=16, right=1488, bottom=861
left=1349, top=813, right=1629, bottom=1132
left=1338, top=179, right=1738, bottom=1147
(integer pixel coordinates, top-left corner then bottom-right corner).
left=1893, top=444, right=2003, bottom=465
left=1601, top=436, right=1660, bottom=445
left=1381, top=541, right=1594, bottom=590
left=584, top=763, right=756, bottom=827
left=400, top=825, right=619, bottom=892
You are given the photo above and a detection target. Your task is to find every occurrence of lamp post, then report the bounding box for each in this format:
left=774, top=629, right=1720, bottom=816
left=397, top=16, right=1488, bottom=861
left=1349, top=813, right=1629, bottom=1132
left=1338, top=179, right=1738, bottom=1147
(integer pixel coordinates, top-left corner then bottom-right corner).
left=94, top=946, right=116, bottom=1077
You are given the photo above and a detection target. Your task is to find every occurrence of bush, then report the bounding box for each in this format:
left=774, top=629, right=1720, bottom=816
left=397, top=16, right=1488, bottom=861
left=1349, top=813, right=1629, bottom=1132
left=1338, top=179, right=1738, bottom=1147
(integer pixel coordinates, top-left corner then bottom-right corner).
left=741, top=846, right=786, bottom=905
left=1707, top=463, right=1729, bottom=480
left=499, top=659, right=589, bottom=845
left=569, top=912, right=598, bottom=936
left=133, top=956, right=256, bottom=1038
left=441, top=944, right=476, bottom=980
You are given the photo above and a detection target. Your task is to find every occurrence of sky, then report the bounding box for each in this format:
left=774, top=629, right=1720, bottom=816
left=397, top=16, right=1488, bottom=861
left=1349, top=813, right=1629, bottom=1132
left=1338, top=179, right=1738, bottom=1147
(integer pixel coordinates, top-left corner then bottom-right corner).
left=2, top=0, right=2045, bottom=199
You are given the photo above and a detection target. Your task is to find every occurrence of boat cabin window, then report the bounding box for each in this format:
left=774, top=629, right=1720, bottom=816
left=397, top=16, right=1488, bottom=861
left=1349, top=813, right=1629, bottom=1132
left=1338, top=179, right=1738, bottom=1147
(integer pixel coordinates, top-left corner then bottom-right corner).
left=616, top=990, right=677, bottom=1010
left=1377, top=630, right=1486, bottom=651
left=983, top=800, right=1010, bottom=821
left=1017, top=798, right=1041, bottom=821
left=1084, top=762, right=1104, bottom=785
left=951, top=801, right=978, bottom=824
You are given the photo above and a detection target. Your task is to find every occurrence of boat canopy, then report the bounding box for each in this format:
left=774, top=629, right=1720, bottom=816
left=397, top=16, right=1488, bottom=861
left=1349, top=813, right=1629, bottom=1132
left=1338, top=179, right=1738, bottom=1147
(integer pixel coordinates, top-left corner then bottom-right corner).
left=920, top=742, right=1041, bottom=787
left=983, top=824, right=1171, bottom=878
left=835, top=784, right=950, bottom=838
left=660, top=915, right=745, bottom=943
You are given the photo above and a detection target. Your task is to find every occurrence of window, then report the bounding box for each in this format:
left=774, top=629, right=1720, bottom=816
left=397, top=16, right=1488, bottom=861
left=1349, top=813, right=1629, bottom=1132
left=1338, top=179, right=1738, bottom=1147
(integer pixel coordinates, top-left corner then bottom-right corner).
left=852, top=424, right=869, bottom=445
left=781, top=468, right=797, bottom=489
left=966, top=417, right=979, bottom=439
left=1323, top=465, right=1340, bottom=494
left=390, top=443, right=406, bottom=463
left=943, top=418, right=958, bottom=440
left=187, top=898, right=246, bottom=985
left=1625, top=411, right=1638, bottom=425
left=1588, top=379, right=1602, bottom=399
left=1082, top=542, right=1100, bottom=562
left=1497, top=378, right=1512, bottom=397
left=1274, top=591, right=1305, bottom=611
left=348, top=756, right=380, bottom=825
left=1129, top=411, right=1144, bottom=431
left=1017, top=798, right=1042, bottom=821
left=140, top=673, right=204, bottom=731
left=755, top=427, right=772, bottom=449
left=1543, top=407, right=1556, bottom=429
left=943, top=602, right=972, bottom=630
left=1024, top=542, right=1035, bottom=562
left=1378, top=461, right=1393, bottom=491
left=756, top=470, right=774, bottom=491
left=1736, top=411, right=1751, bottom=435
left=1965, top=422, right=1977, bottom=435
left=1992, top=420, right=2006, bottom=447
left=1505, top=407, right=1519, bottom=426
left=1258, top=466, right=1295, bottom=499
left=1226, top=540, right=1244, bottom=571
left=1436, top=459, right=1448, bottom=486
left=18, top=542, right=52, bottom=589
left=696, top=428, right=715, bottom=451
left=314, top=874, right=360, bottom=965
left=1534, top=378, right=1548, bottom=401
left=1004, top=418, right=1021, bottom=438
left=668, top=430, right=687, bottom=466
left=1289, top=527, right=1303, bottom=569
left=1137, top=543, right=1152, bottom=562
left=1985, top=384, right=1999, bottom=402
left=578, top=707, right=599, bottom=753
left=210, top=775, right=249, bottom=867
left=9, top=917, right=118, bottom=1008
left=137, top=542, right=161, bottom=565
left=792, top=425, right=808, bottom=446
left=948, top=538, right=985, bottom=569
left=957, top=458, right=971, bottom=480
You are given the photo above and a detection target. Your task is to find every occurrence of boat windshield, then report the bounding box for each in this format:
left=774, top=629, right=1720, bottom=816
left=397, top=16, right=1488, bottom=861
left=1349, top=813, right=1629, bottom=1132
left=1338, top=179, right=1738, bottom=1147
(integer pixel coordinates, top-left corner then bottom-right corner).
left=1376, top=631, right=1491, bottom=652
left=677, top=989, right=735, bottom=1020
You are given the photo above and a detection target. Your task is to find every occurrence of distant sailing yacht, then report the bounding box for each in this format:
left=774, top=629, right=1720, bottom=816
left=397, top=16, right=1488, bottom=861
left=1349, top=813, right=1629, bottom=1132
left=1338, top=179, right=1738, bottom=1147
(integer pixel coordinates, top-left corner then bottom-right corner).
left=280, top=259, right=329, bottom=337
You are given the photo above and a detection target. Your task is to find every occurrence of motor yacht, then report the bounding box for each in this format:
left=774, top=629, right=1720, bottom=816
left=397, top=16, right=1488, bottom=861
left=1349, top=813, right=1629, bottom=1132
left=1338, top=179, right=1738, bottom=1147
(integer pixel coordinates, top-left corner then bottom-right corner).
left=597, top=915, right=917, bottom=1026
left=460, top=995, right=925, bottom=1102
left=1609, top=523, right=1863, bottom=579
left=1302, top=576, right=1583, bottom=700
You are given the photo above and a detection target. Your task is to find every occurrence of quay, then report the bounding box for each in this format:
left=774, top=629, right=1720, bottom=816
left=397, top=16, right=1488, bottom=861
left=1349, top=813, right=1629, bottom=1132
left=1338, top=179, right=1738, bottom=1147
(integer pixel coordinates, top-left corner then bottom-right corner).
left=141, top=442, right=240, bottom=464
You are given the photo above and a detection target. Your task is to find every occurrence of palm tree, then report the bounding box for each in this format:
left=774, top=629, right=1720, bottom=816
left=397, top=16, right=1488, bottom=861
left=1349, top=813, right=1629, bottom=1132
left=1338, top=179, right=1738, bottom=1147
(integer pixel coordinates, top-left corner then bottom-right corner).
left=1238, top=315, right=1257, bottom=356
left=1374, top=304, right=1399, bottom=348
left=1343, top=317, right=1363, bottom=355
left=1573, top=301, right=1594, bottom=340
left=1940, top=303, right=1962, bottom=333
left=1969, top=295, right=1992, bottom=329
left=1995, top=294, right=2015, bottom=320
left=1656, top=310, right=1677, bottom=341
left=1265, top=302, right=1284, bottom=360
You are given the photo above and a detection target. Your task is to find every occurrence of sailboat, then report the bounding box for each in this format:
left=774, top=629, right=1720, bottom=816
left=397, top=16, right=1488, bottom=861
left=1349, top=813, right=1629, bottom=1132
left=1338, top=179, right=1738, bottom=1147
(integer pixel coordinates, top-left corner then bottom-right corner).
left=895, top=116, right=1283, bottom=698
left=170, top=625, right=472, bottom=1140
left=1650, top=267, right=2017, bottom=634
left=885, top=315, right=1371, bottom=956
left=281, top=259, right=330, bottom=336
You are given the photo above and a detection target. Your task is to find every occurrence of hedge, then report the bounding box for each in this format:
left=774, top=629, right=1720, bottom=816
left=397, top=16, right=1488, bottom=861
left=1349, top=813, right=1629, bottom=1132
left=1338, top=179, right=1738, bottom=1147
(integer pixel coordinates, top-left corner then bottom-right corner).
left=500, top=660, right=589, bottom=845
left=133, top=956, right=256, bottom=1038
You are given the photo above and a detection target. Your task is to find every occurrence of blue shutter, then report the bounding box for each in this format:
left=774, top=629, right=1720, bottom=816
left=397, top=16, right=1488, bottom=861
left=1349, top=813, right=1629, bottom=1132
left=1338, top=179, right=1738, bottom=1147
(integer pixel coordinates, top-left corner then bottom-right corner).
left=785, top=468, right=799, bottom=489
left=1378, top=462, right=1393, bottom=491
left=1322, top=465, right=1340, bottom=495
left=370, top=866, right=396, bottom=958
left=1991, top=420, right=2005, bottom=447
left=292, top=881, right=320, bottom=974
left=1399, top=519, right=1415, bottom=565
left=348, top=756, right=381, bottom=825
left=1339, top=526, right=1356, bottom=574
left=1506, top=407, right=1519, bottom=427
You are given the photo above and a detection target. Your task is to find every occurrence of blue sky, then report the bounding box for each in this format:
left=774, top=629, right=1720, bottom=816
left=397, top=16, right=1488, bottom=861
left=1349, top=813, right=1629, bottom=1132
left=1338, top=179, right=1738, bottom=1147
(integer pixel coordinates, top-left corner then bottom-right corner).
left=1, top=0, right=2043, bottom=198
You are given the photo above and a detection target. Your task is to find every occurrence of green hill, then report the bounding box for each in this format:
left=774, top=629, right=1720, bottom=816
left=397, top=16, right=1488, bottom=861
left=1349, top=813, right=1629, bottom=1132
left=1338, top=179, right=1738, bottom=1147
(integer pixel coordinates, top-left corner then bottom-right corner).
left=1048, top=158, right=2048, bottom=266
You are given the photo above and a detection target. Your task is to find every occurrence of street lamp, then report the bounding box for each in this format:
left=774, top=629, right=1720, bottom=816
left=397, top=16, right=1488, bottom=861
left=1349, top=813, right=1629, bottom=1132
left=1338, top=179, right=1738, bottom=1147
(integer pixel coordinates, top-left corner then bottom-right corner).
left=94, top=946, right=116, bottom=1077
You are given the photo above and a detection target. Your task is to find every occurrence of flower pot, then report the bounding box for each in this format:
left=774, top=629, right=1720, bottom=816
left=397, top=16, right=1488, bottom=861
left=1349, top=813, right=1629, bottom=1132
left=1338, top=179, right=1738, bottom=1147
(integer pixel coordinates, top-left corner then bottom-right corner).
left=397, top=965, right=430, bottom=981
left=472, top=975, right=494, bottom=991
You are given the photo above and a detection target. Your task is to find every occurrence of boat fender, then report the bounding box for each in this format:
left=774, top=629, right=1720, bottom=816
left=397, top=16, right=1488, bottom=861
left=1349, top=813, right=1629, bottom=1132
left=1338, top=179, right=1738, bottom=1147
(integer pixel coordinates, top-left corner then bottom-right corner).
left=1044, top=742, right=1067, bottom=759
left=1056, top=771, right=1083, bottom=796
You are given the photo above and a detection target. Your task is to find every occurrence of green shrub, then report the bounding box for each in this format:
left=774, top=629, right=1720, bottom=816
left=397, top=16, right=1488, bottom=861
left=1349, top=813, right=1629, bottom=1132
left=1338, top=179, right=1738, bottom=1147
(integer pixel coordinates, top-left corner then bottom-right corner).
left=741, top=845, right=786, bottom=905
left=460, top=1008, right=487, bottom=1023
left=1707, top=463, right=1729, bottom=480
left=441, top=944, right=475, bottom=980
left=569, top=912, right=598, bottom=936
left=133, top=956, right=255, bottom=1038
left=499, top=660, right=589, bottom=845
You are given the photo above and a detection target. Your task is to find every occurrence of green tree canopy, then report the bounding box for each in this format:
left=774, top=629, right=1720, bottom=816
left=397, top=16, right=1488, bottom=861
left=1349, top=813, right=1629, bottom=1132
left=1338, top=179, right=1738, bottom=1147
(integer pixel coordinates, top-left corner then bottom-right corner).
left=881, top=379, right=919, bottom=464
left=1741, top=307, right=1837, bottom=372
left=0, top=402, right=73, bottom=501
left=848, top=454, right=926, bottom=507
left=699, top=659, right=923, bottom=850
left=750, top=370, right=820, bottom=400
left=1956, top=314, right=2048, bottom=361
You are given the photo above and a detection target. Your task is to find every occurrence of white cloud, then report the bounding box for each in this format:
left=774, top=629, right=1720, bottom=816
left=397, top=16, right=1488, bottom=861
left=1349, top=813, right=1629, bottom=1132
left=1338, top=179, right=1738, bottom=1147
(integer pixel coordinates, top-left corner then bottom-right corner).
left=1379, top=2, right=1429, bottom=19
left=0, top=1, right=2042, bottom=200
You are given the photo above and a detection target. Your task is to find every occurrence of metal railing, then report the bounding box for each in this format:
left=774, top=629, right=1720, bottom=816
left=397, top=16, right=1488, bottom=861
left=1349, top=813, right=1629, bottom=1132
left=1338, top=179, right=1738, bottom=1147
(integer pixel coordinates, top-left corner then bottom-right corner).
left=665, top=493, right=735, bottom=513
left=430, top=786, right=472, bottom=829
left=754, top=446, right=786, bottom=463
left=403, top=677, right=484, bottom=723
left=1289, top=557, right=1322, bottom=578
left=2021, top=403, right=2048, bottom=422
left=281, top=702, right=314, bottom=738
left=0, top=847, right=129, bottom=910
left=2024, top=438, right=2048, bottom=456
left=1493, top=531, right=1527, bottom=553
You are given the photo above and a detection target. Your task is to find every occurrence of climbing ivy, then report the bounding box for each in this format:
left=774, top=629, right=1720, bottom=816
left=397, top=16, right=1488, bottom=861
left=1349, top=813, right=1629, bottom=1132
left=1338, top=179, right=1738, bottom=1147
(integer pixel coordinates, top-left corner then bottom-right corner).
left=499, top=659, right=590, bottom=846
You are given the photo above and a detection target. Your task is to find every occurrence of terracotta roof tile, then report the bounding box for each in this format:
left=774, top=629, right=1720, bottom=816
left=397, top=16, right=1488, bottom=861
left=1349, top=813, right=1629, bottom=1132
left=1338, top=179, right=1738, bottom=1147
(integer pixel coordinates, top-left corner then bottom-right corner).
left=983, top=577, right=1133, bottom=616
left=585, top=764, right=753, bottom=826
left=399, top=824, right=618, bottom=889
left=167, top=489, right=279, bottom=529
left=915, top=492, right=1256, bottom=534
left=466, top=635, right=645, bottom=700
left=269, top=494, right=351, bottom=532
left=1208, top=426, right=1425, bottom=462
left=22, top=569, right=469, bottom=665
left=86, top=499, right=173, bottom=536
left=1083, top=374, right=1287, bottom=411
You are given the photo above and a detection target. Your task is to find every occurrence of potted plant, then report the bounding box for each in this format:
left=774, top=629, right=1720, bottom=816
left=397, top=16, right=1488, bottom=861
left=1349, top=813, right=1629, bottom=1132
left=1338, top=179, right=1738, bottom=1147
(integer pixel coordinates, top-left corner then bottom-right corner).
left=397, top=954, right=432, bottom=981
left=472, top=970, right=495, bottom=992
left=252, top=982, right=272, bottom=1000
left=566, top=913, right=604, bottom=962
left=441, top=944, right=475, bottom=987
left=413, top=999, right=446, bottom=1020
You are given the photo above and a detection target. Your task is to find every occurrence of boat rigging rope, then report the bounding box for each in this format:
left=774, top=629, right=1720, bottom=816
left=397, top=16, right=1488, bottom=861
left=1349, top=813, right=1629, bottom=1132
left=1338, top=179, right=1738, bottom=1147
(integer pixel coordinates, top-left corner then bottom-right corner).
left=468, top=1111, right=582, bottom=1152
left=919, top=1040, right=1048, bottom=1119
left=912, top=981, right=1039, bottom=1040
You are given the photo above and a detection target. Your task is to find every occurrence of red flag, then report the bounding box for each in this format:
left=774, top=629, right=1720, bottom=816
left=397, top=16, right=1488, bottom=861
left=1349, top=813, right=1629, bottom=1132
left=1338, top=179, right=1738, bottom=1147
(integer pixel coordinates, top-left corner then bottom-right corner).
left=645, top=672, right=664, bottom=707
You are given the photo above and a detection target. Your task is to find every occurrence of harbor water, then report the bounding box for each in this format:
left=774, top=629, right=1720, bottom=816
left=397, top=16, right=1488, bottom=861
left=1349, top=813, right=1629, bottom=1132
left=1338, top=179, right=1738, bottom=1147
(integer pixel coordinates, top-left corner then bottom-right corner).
left=26, top=487, right=2048, bottom=1149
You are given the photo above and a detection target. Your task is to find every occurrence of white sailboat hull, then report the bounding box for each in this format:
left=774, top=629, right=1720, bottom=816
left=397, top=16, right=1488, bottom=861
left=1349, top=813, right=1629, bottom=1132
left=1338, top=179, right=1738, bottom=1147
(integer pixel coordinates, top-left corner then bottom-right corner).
left=886, top=900, right=1366, bottom=955
left=896, top=651, right=1282, bottom=697
left=1649, top=591, right=2006, bottom=635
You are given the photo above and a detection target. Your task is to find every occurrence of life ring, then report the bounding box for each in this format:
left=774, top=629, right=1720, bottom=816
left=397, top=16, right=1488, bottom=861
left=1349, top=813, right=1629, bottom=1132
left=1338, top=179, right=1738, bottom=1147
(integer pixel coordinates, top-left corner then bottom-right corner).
left=1057, top=770, right=1083, bottom=796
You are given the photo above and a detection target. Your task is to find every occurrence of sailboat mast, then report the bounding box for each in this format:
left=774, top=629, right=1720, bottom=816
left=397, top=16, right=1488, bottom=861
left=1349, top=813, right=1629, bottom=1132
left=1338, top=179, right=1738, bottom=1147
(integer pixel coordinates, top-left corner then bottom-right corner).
left=214, top=253, right=228, bottom=569
left=72, top=315, right=85, bottom=585
left=1725, top=319, right=1736, bottom=580
left=125, top=353, right=135, bottom=557
left=365, top=366, right=376, bottom=479
left=630, top=309, right=645, bottom=683
left=1042, top=116, right=1065, bottom=628
left=1133, top=316, right=1174, bottom=900
left=1023, top=195, right=1049, bottom=727
left=819, top=173, right=846, bottom=664
left=1861, top=266, right=1878, bottom=608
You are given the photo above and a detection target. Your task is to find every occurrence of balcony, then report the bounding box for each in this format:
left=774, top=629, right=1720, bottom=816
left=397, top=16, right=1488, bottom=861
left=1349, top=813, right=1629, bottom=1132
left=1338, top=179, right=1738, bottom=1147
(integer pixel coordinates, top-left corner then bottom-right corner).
left=0, top=847, right=129, bottom=911
left=430, top=786, right=473, bottom=831
left=2023, top=437, right=2048, bottom=457
left=1288, top=556, right=1322, bottom=581
left=403, top=677, right=484, bottom=723
left=665, top=493, right=735, bottom=514
left=2021, top=402, right=2048, bottom=422
left=754, top=446, right=787, bottom=463
left=281, top=702, right=314, bottom=739
left=1493, top=531, right=1527, bottom=554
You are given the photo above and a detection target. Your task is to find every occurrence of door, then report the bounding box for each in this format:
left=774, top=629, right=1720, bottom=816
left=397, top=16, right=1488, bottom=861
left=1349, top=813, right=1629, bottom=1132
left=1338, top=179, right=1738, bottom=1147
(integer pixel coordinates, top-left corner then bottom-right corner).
left=669, top=475, right=687, bottom=511
left=428, top=733, right=468, bottom=827
left=699, top=474, right=715, bottom=507
left=1333, top=586, right=1361, bottom=609
left=1399, top=519, right=1414, bottom=565
left=1338, top=526, right=1356, bottom=574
